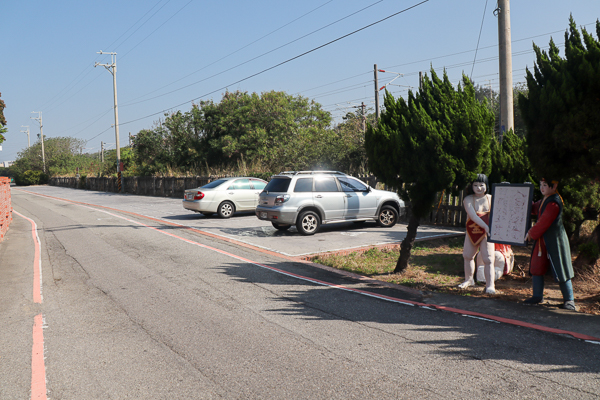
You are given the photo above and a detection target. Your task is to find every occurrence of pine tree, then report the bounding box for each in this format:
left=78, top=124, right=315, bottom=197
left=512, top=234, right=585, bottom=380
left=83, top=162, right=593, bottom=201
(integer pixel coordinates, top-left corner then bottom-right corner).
left=518, top=16, right=600, bottom=180
left=366, top=69, right=494, bottom=272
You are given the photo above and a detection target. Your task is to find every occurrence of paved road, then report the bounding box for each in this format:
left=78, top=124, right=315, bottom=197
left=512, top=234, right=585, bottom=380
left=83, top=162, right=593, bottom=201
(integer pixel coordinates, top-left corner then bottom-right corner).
left=2, top=186, right=599, bottom=399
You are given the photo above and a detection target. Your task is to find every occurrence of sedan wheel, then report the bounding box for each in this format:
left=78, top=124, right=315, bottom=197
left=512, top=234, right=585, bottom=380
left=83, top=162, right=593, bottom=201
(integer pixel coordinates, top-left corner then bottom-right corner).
left=377, top=205, right=398, bottom=228
left=296, top=210, right=320, bottom=235
left=218, top=201, right=234, bottom=218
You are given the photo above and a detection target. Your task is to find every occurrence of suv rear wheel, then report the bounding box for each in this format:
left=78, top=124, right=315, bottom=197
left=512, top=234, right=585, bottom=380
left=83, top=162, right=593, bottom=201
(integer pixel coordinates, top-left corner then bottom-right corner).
left=377, top=205, right=398, bottom=228
left=296, top=210, right=320, bottom=235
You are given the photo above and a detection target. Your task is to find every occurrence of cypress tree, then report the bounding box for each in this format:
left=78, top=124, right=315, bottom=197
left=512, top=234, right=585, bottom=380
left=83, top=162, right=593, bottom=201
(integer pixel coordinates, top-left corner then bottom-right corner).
left=366, top=69, right=494, bottom=272
left=518, top=16, right=600, bottom=180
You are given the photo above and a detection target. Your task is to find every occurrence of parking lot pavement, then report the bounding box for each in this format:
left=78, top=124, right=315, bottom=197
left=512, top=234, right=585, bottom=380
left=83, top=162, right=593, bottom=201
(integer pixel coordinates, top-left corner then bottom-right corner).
left=14, top=186, right=465, bottom=257
left=186, top=215, right=464, bottom=257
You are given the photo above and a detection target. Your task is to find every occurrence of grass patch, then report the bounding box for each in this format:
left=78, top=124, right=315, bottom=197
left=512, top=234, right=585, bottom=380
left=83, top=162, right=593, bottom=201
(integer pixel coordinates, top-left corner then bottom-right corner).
left=311, top=234, right=600, bottom=315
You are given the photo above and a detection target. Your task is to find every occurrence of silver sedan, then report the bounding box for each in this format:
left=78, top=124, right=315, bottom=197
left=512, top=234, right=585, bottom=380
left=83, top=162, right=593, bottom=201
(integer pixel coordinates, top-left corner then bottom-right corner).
left=183, top=177, right=268, bottom=218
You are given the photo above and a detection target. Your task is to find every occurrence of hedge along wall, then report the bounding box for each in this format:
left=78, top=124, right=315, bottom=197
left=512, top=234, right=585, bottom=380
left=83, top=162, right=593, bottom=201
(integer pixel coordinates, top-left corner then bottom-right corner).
left=0, top=177, right=12, bottom=242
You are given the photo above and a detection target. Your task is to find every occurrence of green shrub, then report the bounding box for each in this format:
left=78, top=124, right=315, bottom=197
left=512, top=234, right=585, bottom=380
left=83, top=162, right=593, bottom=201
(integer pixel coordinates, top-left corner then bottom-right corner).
left=15, top=170, right=49, bottom=186
left=78, top=174, right=87, bottom=189
left=578, top=242, right=600, bottom=260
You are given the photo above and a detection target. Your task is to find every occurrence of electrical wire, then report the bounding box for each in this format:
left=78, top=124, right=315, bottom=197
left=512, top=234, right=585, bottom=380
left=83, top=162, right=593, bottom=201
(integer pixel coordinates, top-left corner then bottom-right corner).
left=470, top=0, right=489, bottom=79
left=120, top=0, right=387, bottom=107
left=122, top=0, right=336, bottom=104
left=116, top=0, right=431, bottom=127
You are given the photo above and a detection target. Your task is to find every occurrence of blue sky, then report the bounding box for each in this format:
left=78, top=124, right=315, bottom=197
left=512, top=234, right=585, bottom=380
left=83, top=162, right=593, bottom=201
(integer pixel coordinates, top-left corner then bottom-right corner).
left=1, top=0, right=599, bottom=163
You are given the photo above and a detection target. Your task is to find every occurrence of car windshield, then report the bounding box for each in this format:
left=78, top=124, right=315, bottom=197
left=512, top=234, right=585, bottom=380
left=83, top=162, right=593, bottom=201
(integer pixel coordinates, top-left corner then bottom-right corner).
left=264, top=177, right=291, bottom=192
left=201, top=179, right=228, bottom=189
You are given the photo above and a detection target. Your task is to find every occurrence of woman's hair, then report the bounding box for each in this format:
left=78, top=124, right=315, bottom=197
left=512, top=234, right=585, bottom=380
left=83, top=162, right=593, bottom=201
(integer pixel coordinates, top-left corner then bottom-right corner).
left=465, top=173, right=489, bottom=195
left=541, top=177, right=559, bottom=189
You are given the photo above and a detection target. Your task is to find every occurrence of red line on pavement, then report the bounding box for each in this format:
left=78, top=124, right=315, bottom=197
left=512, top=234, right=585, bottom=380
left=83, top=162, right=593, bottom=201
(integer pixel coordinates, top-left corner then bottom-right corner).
left=13, top=210, right=48, bottom=400
left=14, top=210, right=43, bottom=303
left=31, top=314, right=48, bottom=400
left=14, top=189, right=600, bottom=343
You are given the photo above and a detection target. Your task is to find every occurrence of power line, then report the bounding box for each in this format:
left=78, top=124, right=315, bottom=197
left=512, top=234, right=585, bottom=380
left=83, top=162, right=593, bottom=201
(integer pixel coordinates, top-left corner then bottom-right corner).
left=120, top=0, right=387, bottom=107
left=117, top=0, right=431, bottom=127
left=470, top=0, right=489, bottom=79
left=122, top=0, right=336, bottom=105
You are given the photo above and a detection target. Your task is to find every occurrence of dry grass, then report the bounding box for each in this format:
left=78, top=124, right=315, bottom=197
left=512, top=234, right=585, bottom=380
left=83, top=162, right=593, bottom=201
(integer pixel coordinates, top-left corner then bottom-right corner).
left=312, top=234, right=600, bottom=315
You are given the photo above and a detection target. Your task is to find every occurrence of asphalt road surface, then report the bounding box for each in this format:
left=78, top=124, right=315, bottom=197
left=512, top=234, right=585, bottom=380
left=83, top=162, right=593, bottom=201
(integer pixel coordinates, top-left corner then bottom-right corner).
left=2, top=186, right=599, bottom=399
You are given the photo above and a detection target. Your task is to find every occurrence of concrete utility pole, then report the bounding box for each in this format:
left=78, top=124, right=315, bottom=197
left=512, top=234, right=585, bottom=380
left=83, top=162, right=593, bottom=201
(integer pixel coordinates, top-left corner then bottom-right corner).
left=496, top=0, right=514, bottom=143
left=101, top=141, right=104, bottom=163
left=21, top=125, right=30, bottom=148
left=374, top=64, right=380, bottom=121
left=30, top=112, right=46, bottom=173
left=95, top=51, right=123, bottom=193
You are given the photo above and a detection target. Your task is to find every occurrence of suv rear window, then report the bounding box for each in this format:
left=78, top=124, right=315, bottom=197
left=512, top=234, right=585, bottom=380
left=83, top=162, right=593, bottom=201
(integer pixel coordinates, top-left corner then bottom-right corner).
left=294, top=178, right=313, bottom=192
left=314, top=177, right=339, bottom=192
left=264, top=177, right=291, bottom=192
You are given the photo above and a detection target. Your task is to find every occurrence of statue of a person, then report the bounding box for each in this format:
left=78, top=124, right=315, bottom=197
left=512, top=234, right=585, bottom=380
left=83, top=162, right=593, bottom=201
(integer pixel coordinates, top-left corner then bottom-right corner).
left=524, top=178, right=576, bottom=310
left=458, top=174, right=496, bottom=294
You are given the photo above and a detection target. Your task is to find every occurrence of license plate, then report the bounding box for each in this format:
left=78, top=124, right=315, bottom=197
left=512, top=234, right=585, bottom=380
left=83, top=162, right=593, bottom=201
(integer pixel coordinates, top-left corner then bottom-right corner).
left=260, top=212, right=268, bottom=219
left=186, top=194, right=194, bottom=200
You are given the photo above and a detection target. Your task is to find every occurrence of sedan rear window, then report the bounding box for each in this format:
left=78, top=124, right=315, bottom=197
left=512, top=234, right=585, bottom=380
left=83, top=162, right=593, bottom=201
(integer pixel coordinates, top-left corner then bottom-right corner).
left=264, top=177, right=291, bottom=192
left=202, top=179, right=228, bottom=189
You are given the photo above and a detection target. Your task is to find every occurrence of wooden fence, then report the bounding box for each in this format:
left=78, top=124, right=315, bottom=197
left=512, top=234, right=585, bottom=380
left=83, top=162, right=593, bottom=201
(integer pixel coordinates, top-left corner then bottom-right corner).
left=49, top=175, right=468, bottom=228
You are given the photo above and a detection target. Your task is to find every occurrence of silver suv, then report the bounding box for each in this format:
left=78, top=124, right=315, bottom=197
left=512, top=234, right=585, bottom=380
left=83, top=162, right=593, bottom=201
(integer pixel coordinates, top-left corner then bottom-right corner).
left=255, top=171, right=404, bottom=235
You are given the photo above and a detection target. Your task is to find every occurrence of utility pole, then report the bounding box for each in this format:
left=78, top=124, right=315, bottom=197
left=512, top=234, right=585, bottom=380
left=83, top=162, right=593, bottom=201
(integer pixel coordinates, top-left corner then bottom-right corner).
left=101, top=141, right=105, bottom=163
left=30, top=112, right=46, bottom=173
left=374, top=64, right=380, bottom=121
left=95, top=51, right=123, bottom=193
left=360, top=102, right=366, bottom=132
left=21, top=125, right=30, bottom=148
left=352, top=102, right=366, bottom=132
left=496, top=0, right=514, bottom=143
left=419, top=71, right=423, bottom=91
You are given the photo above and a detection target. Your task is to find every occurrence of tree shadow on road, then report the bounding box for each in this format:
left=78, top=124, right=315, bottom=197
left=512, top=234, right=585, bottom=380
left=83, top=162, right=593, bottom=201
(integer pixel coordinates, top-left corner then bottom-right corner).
left=215, top=259, right=600, bottom=376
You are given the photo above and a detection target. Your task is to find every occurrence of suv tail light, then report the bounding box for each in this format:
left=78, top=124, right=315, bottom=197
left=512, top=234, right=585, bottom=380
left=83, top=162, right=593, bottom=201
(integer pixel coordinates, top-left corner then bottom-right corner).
left=193, top=191, right=204, bottom=200
left=274, top=194, right=290, bottom=205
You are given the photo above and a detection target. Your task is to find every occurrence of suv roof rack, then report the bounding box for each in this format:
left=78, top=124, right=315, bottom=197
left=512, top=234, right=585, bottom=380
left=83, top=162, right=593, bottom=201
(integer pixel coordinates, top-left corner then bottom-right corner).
left=278, top=171, right=346, bottom=176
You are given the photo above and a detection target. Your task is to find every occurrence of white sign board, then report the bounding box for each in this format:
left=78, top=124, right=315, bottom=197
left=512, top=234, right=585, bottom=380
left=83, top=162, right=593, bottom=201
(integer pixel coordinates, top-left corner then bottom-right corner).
left=488, top=183, right=535, bottom=246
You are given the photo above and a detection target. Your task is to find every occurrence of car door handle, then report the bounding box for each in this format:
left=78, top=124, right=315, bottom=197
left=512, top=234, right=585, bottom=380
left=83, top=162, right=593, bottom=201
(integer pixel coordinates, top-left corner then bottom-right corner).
left=315, top=195, right=323, bottom=198
left=229, top=192, right=234, bottom=195
left=346, top=194, right=352, bottom=198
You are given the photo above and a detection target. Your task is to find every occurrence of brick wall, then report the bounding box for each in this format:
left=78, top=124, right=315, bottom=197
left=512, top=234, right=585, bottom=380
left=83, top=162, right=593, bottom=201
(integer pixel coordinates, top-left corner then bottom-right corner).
left=0, top=177, right=12, bottom=242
